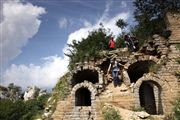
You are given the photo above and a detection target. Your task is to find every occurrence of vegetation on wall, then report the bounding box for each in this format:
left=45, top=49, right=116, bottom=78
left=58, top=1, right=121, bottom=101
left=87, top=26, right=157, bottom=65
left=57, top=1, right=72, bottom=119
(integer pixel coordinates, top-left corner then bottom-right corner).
left=103, top=107, right=122, bottom=120
left=165, top=97, right=180, bottom=120
left=133, top=0, right=180, bottom=39
left=65, top=26, right=112, bottom=70
left=42, top=72, right=71, bottom=118
left=53, top=72, right=71, bottom=101
left=173, top=97, right=180, bottom=120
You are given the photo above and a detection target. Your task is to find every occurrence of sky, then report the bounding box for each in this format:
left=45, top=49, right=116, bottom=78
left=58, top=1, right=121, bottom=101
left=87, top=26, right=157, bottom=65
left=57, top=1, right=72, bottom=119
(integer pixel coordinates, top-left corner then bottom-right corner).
left=0, top=0, right=135, bottom=90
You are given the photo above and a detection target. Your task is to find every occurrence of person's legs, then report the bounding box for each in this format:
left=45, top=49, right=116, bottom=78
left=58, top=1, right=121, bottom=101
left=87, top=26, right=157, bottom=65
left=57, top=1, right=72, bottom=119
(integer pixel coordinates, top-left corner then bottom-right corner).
left=112, top=71, right=117, bottom=87
left=112, top=71, right=120, bottom=87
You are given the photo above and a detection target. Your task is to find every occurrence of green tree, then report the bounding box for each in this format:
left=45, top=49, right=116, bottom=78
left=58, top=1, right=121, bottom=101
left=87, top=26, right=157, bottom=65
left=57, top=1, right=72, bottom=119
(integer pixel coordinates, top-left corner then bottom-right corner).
left=116, top=18, right=128, bottom=30
left=7, top=83, right=22, bottom=101
left=133, top=0, right=180, bottom=38
left=66, top=26, right=111, bottom=70
left=0, top=99, right=26, bottom=120
left=0, top=94, right=49, bottom=120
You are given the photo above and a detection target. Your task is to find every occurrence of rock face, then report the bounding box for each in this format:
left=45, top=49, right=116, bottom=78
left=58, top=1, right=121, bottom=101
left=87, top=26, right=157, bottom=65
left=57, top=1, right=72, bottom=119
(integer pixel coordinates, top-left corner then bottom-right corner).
left=0, top=84, right=47, bottom=101
left=39, top=89, right=47, bottom=97
left=24, top=86, right=39, bottom=101
left=50, top=13, right=180, bottom=120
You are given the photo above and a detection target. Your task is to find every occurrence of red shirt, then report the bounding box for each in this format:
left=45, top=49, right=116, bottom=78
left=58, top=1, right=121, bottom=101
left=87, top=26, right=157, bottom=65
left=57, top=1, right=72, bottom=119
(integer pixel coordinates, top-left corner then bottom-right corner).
left=109, top=39, right=115, bottom=49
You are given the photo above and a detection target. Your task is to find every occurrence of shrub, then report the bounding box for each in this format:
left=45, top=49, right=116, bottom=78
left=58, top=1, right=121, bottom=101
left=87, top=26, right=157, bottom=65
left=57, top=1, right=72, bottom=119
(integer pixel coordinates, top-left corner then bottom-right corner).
left=173, top=98, right=180, bottom=120
left=0, top=99, right=26, bottom=120
left=0, top=94, right=49, bottom=120
left=53, top=73, right=71, bottom=100
left=131, top=106, right=145, bottom=112
left=103, top=107, right=122, bottom=120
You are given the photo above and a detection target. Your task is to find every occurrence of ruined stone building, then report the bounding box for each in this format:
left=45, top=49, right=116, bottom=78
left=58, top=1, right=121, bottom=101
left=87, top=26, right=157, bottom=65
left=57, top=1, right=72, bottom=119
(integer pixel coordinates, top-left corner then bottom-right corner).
left=51, top=13, right=180, bottom=120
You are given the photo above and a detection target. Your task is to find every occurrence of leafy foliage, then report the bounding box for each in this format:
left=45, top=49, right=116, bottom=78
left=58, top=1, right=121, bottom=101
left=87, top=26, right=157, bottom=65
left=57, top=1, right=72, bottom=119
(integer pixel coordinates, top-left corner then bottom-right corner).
left=7, top=83, right=22, bottom=101
left=173, top=98, right=180, bottom=120
left=66, top=27, right=111, bottom=70
left=0, top=95, right=49, bottom=120
left=116, top=18, right=128, bottom=29
left=0, top=100, right=26, bottom=120
left=133, top=0, right=180, bottom=39
left=103, top=107, right=122, bottom=120
left=116, top=32, right=126, bottom=48
left=21, top=94, right=49, bottom=120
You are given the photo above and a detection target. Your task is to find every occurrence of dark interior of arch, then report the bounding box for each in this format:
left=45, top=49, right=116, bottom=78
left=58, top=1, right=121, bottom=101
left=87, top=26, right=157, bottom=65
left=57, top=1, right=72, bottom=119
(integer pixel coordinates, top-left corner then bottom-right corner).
left=98, top=58, right=110, bottom=74
left=75, top=87, right=91, bottom=106
left=127, top=60, right=155, bottom=83
left=139, top=81, right=157, bottom=114
left=72, top=70, right=98, bottom=87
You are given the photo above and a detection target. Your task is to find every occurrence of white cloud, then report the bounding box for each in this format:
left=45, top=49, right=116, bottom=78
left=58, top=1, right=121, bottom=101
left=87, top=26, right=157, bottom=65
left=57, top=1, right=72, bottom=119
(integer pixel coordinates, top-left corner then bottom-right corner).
left=64, top=13, right=129, bottom=53
left=2, top=55, right=68, bottom=89
left=2, top=0, right=130, bottom=89
left=121, top=1, right=127, bottom=8
left=99, top=0, right=113, bottom=23
left=58, top=17, right=68, bottom=29
left=80, top=19, right=92, bottom=27
left=64, top=0, right=129, bottom=48
left=0, top=0, right=45, bottom=69
left=63, top=0, right=129, bottom=58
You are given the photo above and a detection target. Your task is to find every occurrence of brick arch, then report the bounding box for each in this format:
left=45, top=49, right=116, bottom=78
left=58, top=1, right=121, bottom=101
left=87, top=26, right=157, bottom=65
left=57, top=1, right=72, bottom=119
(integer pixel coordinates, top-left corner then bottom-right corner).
left=70, top=81, right=97, bottom=119
left=133, top=73, right=169, bottom=115
left=124, top=55, right=159, bottom=69
left=122, top=55, right=159, bottom=85
left=133, top=73, right=168, bottom=91
left=71, top=81, right=97, bottom=103
left=72, top=68, right=100, bottom=86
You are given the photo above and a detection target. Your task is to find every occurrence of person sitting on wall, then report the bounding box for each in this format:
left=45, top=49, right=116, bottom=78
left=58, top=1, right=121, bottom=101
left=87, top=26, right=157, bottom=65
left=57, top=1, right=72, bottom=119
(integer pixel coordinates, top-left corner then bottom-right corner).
left=130, top=35, right=139, bottom=52
left=124, top=34, right=135, bottom=52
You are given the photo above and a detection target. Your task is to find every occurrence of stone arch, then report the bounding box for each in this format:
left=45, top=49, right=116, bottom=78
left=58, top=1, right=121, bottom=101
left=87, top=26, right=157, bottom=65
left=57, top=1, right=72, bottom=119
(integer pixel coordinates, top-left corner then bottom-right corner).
left=123, top=55, right=159, bottom=84
left=134, top=74, right=167, bottom=115
left=72, top=68, right=99, bottom=87
left=71, top=81, right=97, bottom=106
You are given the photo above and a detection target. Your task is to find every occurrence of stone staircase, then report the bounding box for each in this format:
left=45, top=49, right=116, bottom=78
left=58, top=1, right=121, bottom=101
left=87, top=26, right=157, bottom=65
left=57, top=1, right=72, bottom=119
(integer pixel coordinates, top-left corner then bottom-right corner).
left=52, top=95, right=73, bottom=120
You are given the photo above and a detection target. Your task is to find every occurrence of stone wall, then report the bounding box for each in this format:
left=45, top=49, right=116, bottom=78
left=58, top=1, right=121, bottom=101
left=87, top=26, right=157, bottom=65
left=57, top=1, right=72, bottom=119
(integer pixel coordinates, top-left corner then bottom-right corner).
left=51, top=13, right=180, bottom=120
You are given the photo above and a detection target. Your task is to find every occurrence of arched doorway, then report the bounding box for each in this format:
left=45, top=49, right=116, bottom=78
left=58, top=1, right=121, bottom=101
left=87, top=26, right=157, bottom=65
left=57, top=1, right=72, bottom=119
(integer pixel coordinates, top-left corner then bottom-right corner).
left=127, top=60, right=155, bottom=83
left=139, top=82, right=157, bottom=114
left=72, top=70, right=99, bottom=87
left=75, top=87, right=91, bottom=106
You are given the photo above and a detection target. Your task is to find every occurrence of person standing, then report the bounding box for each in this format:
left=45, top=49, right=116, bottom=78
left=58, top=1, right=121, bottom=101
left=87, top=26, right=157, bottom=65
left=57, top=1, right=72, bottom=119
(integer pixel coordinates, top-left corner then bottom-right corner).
left=109, top=37, right=115, bottom=50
